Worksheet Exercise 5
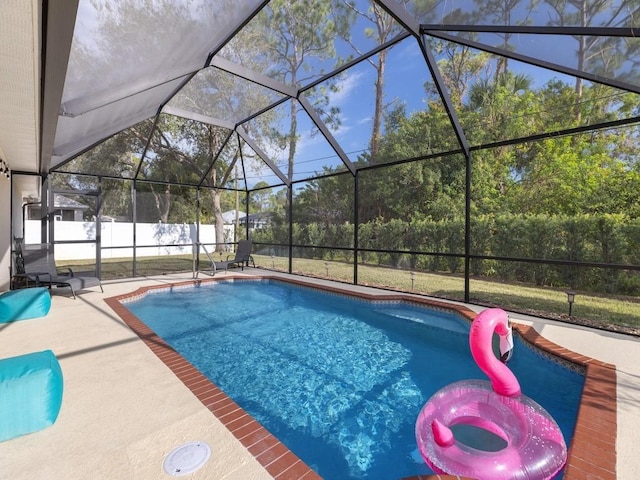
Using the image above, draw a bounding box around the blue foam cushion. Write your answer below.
[0,350,64,442]
[0,287,51,323]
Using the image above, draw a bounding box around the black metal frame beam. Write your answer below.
[162,106,235,131]
[298,96,356,175]
[423,30,640,95]
[204,0,272,67]
[300,31,412,94]
[210,56,297,98]
[198,129,235,188]
[60,72,196,118]
[134,113,161,180]
[256,243,640,271]
[236,128,290,187]
[374,0,420,36]
[421,24,640,37]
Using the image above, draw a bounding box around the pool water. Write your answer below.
[127,280,584,479]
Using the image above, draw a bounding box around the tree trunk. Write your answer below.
[212,189,225,252]
[288,98,298,181]
[574,1,587,123]
[149,183,171,223]
[371,49,387,162]
[574,66,584,122]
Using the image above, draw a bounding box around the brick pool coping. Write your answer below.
[105,275,617,480]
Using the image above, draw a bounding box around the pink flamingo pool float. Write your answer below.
[415,308,567,479]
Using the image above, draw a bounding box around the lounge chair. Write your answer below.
[21,244,103,299]
[198,240,255,276]
[221,239,255,271]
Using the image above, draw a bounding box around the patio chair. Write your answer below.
[21,244,103,299]
[221,239,255,271]
[198,240,255,276]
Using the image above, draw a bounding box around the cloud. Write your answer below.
[327,70,365,106]
[325,71,370,138]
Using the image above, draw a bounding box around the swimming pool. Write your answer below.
[125,279,585,479]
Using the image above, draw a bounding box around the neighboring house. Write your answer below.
[222,210,271,231]
[25,194,89,221]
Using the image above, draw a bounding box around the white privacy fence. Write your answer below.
[23,220,234,260]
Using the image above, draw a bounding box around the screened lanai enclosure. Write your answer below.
[11,0,640,332]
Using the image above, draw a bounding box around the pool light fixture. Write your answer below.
[566,290,576,317]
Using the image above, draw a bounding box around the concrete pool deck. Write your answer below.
[1,270,638,479]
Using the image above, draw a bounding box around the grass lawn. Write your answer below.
[261,255,640,332]
[59,253,640,333]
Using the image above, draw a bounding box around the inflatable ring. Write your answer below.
[415,308,567,480]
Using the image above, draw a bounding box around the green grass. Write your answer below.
[59,254,640,333]
[259,255,640,332]
[60,255,195,279]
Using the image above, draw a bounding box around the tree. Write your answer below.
[340,1,406,160]
[252,1,353,181]
[475,0,538,77]
[506,125,640,215]
[544,0,635,119]
[52,118,155,220]
[426,40,491,107]
[250,181,273,213]
[341,0,442,161]
[464,71,537,153]
[293,170,354,226]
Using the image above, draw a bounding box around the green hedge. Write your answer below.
[252,213,640,296]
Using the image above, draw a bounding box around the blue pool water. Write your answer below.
[127,280,584,479]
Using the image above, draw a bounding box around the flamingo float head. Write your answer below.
[470,308,520,397]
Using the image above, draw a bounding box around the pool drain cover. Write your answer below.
[163,441,211,476]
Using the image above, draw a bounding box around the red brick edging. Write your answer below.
[105,275,616,480]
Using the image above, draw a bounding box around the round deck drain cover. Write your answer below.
[163,441,211,476]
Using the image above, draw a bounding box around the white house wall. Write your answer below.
[0,178,10,290]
